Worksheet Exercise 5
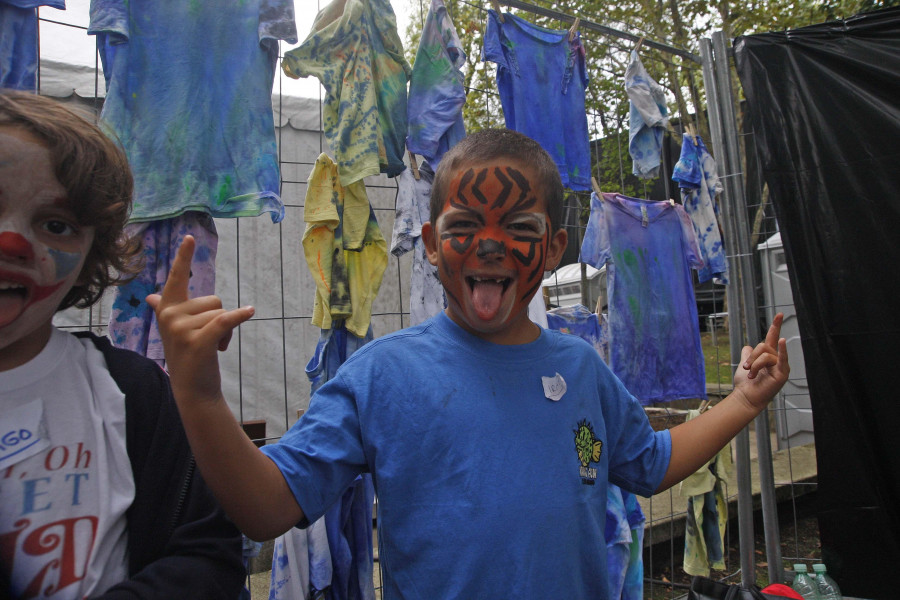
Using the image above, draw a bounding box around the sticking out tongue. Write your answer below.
[472,279,505,321]
[0,289,27,329]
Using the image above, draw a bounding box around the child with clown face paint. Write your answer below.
[151,129,790,599]
[0,91,243,599]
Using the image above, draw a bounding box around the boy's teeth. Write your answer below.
[0,282,26,291]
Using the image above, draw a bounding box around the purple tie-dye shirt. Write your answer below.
[580,192,707,404]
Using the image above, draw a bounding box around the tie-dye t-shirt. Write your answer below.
[283,0,411,186]
[406,0,466,170]
[390,165,445,326]
[303,154,388,337]
[0,0,65,91]
[672,133,728,284]
[89,0,296,223]
[482,10,591,192]
[580,192,706,404]
[625,50,668,180]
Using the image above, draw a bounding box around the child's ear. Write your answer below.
[544,228,568,272]
[422,221,439,267]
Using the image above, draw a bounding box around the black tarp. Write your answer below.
[734,8,900,598]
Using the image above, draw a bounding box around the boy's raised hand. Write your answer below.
[732,313,790,411]
[146,235,255,404]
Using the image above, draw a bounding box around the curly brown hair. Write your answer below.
[0,91,142,310]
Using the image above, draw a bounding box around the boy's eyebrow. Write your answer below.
[446,201,485,224]
[49,196,75,209]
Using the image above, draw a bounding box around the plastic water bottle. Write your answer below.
[791,563,820,599]
[812,563,842,600]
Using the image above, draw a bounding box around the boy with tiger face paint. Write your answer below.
[422,145,567,344]
[150,128,789,600]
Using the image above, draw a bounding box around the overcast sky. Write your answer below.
[38,0,414,99]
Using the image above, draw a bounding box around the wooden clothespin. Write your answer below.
[408,149,421,181]
[698,399,711,414]
[686,123,698,146]
[634,36,645,53]
[568,17,580,42]
[591,176,602,197]
[490,0,505,22]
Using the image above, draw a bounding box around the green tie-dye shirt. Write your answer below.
[283,0,411,186]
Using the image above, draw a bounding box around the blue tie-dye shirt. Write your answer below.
[625,50,668,180]
[672,133,728,284]
[580,192,706,404]
[0,0,65,91]
[483,10,591,191]
[89,0,296,223]
[406,0,466,170]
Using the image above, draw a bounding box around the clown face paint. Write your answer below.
[423,159,566,345]
[0,127,95,369]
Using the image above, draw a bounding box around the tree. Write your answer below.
[401,0,896,198]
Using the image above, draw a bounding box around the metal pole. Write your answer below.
[700,37,756,587]
[710,31,783,585]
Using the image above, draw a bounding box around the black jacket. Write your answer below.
[74,332,245,599]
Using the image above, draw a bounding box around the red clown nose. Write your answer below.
[0,231,34,260]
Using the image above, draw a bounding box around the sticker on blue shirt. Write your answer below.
[0,399,50,468]
[574,419,603,485]
[541,372,567,401]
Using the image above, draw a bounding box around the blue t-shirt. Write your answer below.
[405,0,466,170]
[672,133,728,284]
[0,0,65,91]
[625,50,668,179]
[263,311,671,599]
[482,10,591,191]
[580,192,707,404]
[89,0,297,222]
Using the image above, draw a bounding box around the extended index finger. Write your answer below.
[159,235,196,305]
[765,312,785,348]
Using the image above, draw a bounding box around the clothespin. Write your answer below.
[668,198,676,206]
[490,0,504,22]
[591,176,602,197]
[634,36,644,53]
[698,399,711,414]
[408,149,421,181]
[686,123,698,146]
[568,17,580,42]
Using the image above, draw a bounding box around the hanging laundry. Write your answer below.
[283,0,411,186]
[108,212,217,367]
[482,10,592,192]
[303,153,388,338]
[270,324,376,600]
[625,50,669,179]
[672,132,728,284]
[88,0,295,223]
[546,304,609,362]
[580,192,706,404]
[268,512,332,599]
[679,409,733,576]
[0,0,64,91]
[391,163,445,326]
[406,0,466,170]
[306,325,375,395]
[606,484,646,600]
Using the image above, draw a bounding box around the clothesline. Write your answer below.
[497,0,702,63]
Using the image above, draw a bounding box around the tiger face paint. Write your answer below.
[0,127,94,369]
[423,159,566,345]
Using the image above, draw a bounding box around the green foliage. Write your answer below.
[400,0,893,225]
